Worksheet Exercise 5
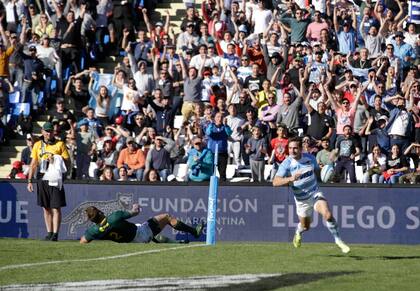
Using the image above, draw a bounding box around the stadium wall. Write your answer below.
[0,181,419,244]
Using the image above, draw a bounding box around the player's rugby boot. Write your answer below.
[293,232,302,248]
[335,238,350,254]
[194,221,205,238]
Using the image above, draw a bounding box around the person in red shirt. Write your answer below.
[268,124,289,180]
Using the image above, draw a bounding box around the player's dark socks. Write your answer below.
[173,221,199,237]
[50,233,59,241]
[44,232,53,241]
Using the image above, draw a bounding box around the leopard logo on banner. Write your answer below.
[62,193,133,235]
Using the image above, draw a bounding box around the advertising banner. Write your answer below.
[0,182,418,244]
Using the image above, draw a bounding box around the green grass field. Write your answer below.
[0,238,419,290]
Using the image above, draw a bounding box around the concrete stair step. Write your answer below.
[9,139,28,146]
[0,145,26,152]
[0,156,20,165]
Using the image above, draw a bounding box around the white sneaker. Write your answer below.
[335,238,350,254]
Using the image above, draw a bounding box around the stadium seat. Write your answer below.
[12,103,30,116]
[226,164,236,179]
[8,91,21,105]
[264,164,273,181]
[103,34,110,44]
[172,163,188,181]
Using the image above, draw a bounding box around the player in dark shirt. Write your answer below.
[80,204,203,244]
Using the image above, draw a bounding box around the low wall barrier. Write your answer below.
[0,181,418,244]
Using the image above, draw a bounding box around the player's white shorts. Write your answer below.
[295,192,325,218]
[132,223,154,243]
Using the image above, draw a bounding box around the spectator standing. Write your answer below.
[245,125,267,182]
[75,119,96,179]
[206,112,232,181]
[226,104,245,167]
[332,125,361,183]
[187,136,214,182]
[180,56,204,121]
[144,136,175,181]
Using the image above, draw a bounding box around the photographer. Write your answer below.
[187,137,214,182]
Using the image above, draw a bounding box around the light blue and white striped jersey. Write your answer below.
[276,153,320,201]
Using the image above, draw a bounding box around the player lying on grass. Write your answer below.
[273,137,350,254]
[80,204,204,244]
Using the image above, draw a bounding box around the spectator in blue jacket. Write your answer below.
[205,112,232,181]
[187,137,214,182]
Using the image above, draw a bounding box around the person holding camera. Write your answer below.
[187,137,214,182]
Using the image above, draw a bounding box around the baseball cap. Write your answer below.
[26,133,33,140]
[238,25,248,33]
[56,97,65,104]
[115,116,124,125]
[126,136,135,144]
[77,119,89,127]
[103,136,112,142]
[393,31,405,39]
[378,115,388,121]
[42,122,54,132]
[155,21,163,27]
[270,52,281,59]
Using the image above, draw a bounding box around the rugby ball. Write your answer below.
[320,165,334,183]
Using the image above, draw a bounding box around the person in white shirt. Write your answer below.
[127,47,154,97]
[226,104,245,167]
[252,0,272,35]
[190,44,215,69]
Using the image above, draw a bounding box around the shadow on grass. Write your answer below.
[211,271,361,291]
[326,255,420,261]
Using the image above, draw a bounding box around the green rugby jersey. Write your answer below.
[84,211,137,243]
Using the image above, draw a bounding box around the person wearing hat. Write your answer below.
[115,136,146,181]
[262,33,287,82]
[21,42,45,111]
[21,134,36,176]
[27,122,70,241]
[307,50,328,84]
[176,21,199,52]
[392,31,417,76]
[334,6,357,54]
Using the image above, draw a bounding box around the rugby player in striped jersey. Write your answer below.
[273,137,350,253]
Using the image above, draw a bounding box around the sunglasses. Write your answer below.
[194,142,201,145]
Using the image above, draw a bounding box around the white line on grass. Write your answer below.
[0,243,207,272]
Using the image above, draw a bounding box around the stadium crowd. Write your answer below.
[0,0,419,184]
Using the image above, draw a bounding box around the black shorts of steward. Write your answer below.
[147,218,162,236]
[37,180,66,208]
